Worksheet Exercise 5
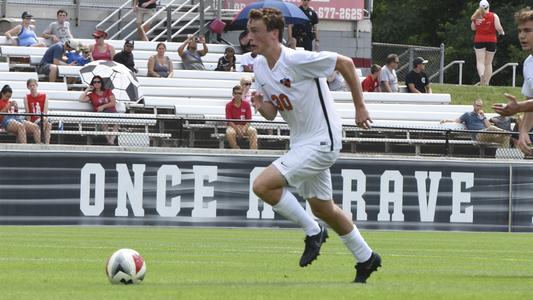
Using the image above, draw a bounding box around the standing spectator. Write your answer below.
[90,30,115,61]
[113,40,137,73]
[147,42,173,78]
[379,54,399,93]
[405,57,432,93]
[361,64,381,92]
[215,47,236,72]
[0,85,40,144]
[441,99,510,148]
[41,9,73,44]
[133,0,156,41]
[23,79,51,144]
[492,7,533,155]
[5,12,45,47]
[36,39,79,82]
[79,75,119,145]
[288,0,319,51]
[225,85,257,149]
[471,0,505,86]
[178,34,208,70]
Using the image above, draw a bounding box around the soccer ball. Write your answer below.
[105,248,146,284]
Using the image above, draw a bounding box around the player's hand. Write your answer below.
[492,93,519,116]
[516,132,533,156]
[355,105,372,129]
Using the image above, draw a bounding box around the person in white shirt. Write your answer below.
[379,53,399,92]
[41,9,73,44]
[240,51,259,72]
[248,8,380,283]
[492,8,533,155]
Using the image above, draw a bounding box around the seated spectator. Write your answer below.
[327,71,348,91]
[66,44,91,66]
[406,57,432,93]
[215,47,236,72]
[113,40,136,73]
[240,50,259,72]
[362,64,381,92]
[240,77,253,102]
[441,98,510,148]
[36,39,79,82]
[90,30,115,61]
[380,53,399,92]
[23,79,51,144]
[225,85,257,149]
[178,34,207,70]
[147,42,173,78]
[0,85,40,143]
[239,30,251,53]
[41,9,73,44]
[78,75,119,145]
[5,12,45,47]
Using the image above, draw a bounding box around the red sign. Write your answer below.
[226,0,365,21]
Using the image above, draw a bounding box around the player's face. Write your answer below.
[518,20,533,52]
[247,18,277,55]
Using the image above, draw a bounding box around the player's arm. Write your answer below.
[335,54,372,128]
[517,112,533,155]
[252,92,277,121]
[492,94,533,116]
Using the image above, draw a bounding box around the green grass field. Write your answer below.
[1,226,533,300]
[432,84,522,110]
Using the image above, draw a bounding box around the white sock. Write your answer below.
[272,188,321,236]
[339,226,372,263]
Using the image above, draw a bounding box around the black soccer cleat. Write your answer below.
[299,225,329,267]
[354,252,382,283]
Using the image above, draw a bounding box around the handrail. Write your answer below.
[429,60,465,85]
[485,62,519,87]
[151,2,200,41]
[96,0,133,31]
[144,0,193,40]
[171,5,211,40]
[131,0,188,41]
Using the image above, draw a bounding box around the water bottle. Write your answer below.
[58,120,64,132]
[35,102,41,115]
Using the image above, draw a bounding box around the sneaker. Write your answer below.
[354,252,381,283]
[299,225,328,267]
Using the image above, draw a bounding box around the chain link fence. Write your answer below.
[372,42,444,84]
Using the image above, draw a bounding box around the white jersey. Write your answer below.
[522,55,533,98]
[253,46,341,151]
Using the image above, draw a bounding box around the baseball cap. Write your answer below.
[65,39,79,50]
[124,40,134,47]
[479,0,489,9]
[92,30,108,38]
[21,11,33,19]
[413,57,428,66]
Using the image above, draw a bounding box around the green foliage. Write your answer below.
[371,1,528,85]
[1,226,533,300]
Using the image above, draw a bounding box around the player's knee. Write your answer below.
[252,179,268,198]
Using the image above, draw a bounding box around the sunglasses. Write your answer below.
[92,81,102,84]
[243,83,251,86]
[234,92,242,95]
[93,36,103,39]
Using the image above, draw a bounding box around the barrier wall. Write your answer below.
[1,148,532,232]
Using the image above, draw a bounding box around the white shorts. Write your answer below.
[272,145,340,200]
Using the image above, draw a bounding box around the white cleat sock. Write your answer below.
[272,188,321,236]
[339,226,372,263]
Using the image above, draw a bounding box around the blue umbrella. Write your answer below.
[228,0,309,31]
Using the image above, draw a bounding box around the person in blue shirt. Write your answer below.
[36,39,79,82]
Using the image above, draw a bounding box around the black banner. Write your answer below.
[0,149,532,232]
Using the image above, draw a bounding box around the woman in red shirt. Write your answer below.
[361,64,382,92]
[24,79,51,144]
[79,75,119,145]
[0,85,41,143]
[471,0,505,86]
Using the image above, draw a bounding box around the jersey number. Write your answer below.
[271,94,293,111]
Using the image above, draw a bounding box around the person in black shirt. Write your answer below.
[215,47,236,72]
[113,40,137,73]
[405,57,432,93]
[288,0,319,51]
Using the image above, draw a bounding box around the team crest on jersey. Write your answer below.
[279,78,291,88]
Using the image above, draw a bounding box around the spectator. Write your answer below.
[240,48,259,72]
[0,85,40,143]
[113,40,136,73]
[471,0,505,86]
[288,0,319,51]
[441,99,510,148]
[225,85,257,149]
[23,79,51,144]
[41,9,73,44]
[90,30,115,61]
[36,39,79,82]
[327,71,348,91]
[133,0,156,41]
[215,47,236,72]
[287,37,297,50]
[5,12,45,47]
[240,77,253,102]
[78,75,119,145]
[66,44,91,66]
[361,64,381,92]
[178,34,208,70]
[491,7,533,155]
[405,57,432,93]
[147,42,173,78]
[379,53,399,93]
[239,30,251,53]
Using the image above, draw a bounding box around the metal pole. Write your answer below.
[439,43,445,84]
[166,7,172,42]
[508,164,512,232]
[2,0,7,18]
[459,63,463,85]
[199,0,205,37]
[75,0,81,26]
[512,64,517,87]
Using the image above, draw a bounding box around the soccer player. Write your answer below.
[492,7,533,155]
[247,8,381,283]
